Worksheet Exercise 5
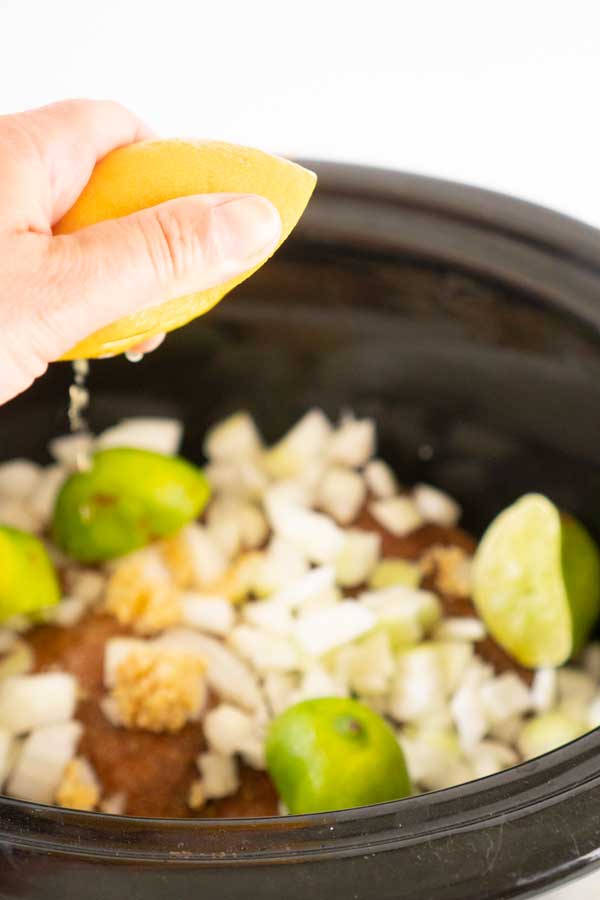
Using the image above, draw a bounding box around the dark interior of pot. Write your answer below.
[3,166,600,899]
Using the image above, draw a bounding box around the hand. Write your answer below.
[0,100,281,405]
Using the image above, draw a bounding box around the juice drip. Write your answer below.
[68,359,90,433]
[67,354,144,470]
[67,360,93,471]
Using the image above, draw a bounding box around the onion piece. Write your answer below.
[0,673,77,734]
[294,602,375,656]
[180,594,235,636]
[480,673,531,724]
[203,412,263,461]
[335,530,381,588]
[196,752,239,799]
[327,416,375,468]
[270,566,335,610]
[228,625,299,673]
[530,668,558,713]
[156,629,264,712]
[0,460,41,500]
[252,538,309,597]
[433,617,486,642]
[269,504,344,565]
[413,483,461,528]
[317,467,366,525]
[369,496,424,537]
[364,459,398,499]
[203,704,259,756]
[96,417,183,455]
[7,721,82,804]
[264,409,332,479]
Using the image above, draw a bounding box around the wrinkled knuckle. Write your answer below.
[145,206,201,283]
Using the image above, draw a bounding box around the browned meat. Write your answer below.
[28,615,208,818]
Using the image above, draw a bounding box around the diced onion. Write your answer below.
[0,460,41,501]
[530,668,557,713]
[335,529,381,588]
[7,721,82,804]
[294,602,375,656]
[228,625,299,673]
[364,459,398,499]
[413,484,461,528]
[196,752,239,799]
[264,409,332,479]
[369,496,424,537]
[327,416,375,468]
[317,466,366,525]
[0,673,77,734]
[269,504,344,564]
[434,617,486,642]
[97,417,183,455]
[180,594,235,636]
[203,412,263,461]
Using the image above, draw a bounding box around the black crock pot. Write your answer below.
[2,163,600,900]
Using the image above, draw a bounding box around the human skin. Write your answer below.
[0,99,281,405]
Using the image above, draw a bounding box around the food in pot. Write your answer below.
[0,410,599,818]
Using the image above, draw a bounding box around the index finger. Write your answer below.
[8,99,152,225]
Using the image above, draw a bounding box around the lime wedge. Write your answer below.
[473,494,600,668]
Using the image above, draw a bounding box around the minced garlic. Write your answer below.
[104,551,182,634]
[208,552,264,604]
[420,545,473,598]
[111,646,206,733]
[56,756,100,811]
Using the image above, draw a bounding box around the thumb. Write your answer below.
[46,192,281,355]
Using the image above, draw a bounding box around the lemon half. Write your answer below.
[55,140,317,359]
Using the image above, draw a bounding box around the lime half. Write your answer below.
[0,525,60,622]
[473,494,600,668]
[266,697,411,814]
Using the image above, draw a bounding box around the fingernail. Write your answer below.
[213,195,281,264]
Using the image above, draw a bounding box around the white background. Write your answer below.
[1,0,600,226]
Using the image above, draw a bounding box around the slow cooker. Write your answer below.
[2,162,600,899]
